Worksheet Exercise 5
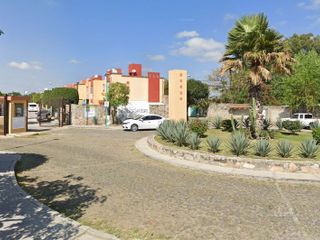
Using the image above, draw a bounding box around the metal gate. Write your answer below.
[38,98,72,128]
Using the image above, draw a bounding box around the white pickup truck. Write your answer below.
[281,113,320,128]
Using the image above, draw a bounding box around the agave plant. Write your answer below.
[228,131,250,156]
[207,136,221,153]
[262,118,272,131]
[255,139,272,157]
[157,120,175,142]
[187,133,201,150]
[276,140,293,158]
[212,116,222,129]
[299,139,319,158]
[173,121,190,147]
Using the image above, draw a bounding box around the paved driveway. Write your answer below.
[1,128,320,240]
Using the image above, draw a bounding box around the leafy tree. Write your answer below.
[187,79,209,108]
[284,33,320,55]
[163,79,168,95]
[0,30,3,36]
[29,92,42,103]
[42,88,79,106]
[7,91,22,96]
[221,13,294,138]
[219,70,250,103]
[187,79,209,116]
[108,82,129,123]
[283,50,320,111]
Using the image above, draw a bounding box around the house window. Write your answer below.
[15,103,24,117]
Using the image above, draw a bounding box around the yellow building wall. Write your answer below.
[110,75,148,102]
[92,80,105,105]
[109,74,165,103]
[77,84,87,103]
[168,70,187,121]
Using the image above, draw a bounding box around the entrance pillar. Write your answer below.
[168,70,187,121]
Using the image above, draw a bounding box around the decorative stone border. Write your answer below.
[148,135,320,174]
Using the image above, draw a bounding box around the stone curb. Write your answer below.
[0,151,119,240]
[135,137,320,182]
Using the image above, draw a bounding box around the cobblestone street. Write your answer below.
[2,128,320,240]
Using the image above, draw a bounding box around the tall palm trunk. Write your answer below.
[249,85,264,138]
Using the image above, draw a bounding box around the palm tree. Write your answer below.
[221,13,294,138]
[0,30,3,35]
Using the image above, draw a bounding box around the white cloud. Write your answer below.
[8,61,42,70]
[172,36,224,62]
[298,0,320,10]
[69,59,81,64]
[224,13,237,21]
[147,54,166,61]
[176,30,199,39]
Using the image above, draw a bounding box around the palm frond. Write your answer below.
[220,59,243,76]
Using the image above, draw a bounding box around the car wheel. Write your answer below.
[131,124,138,132]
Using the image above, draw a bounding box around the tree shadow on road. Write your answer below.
[0,153,107,239]
[17,173,107,219]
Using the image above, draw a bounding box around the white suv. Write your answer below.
[122,114,165,131]
[281,113,320,128]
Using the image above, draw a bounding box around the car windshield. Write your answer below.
[134,115,143,120]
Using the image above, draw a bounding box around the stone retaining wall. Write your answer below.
[148,135,320,174]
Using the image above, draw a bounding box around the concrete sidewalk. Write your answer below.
[0,152,119,240]
[136,137,320,182]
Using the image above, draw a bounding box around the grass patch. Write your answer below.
[156,129,320,160]
[80,219,170,240]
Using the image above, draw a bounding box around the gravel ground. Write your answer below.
[2,128,320,240]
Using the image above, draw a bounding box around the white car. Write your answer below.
[281,113,320,128]
[28,102,39,112]
[122,114,165,131]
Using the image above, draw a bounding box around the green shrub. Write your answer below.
[312,127,320,144]
[211,116,222,129]
[255,139,272,157]
[206,136,221,153]
[228,131,250,156]
[276,119,283,130]
[189,119,208,137]
[299,139,319,158]
[310,121,320,129]
[276,140,293,158]
[187,133,201,150]
[222,119,238,132]
[282,120,302,134]
[173,121,190,147]
[259,130,270,139]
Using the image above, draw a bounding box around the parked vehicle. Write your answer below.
[281,113,320,128]
[37,109,52,122]
[122,114,165,131]
[28,102,39,112]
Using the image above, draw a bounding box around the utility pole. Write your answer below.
[105,74,109,128]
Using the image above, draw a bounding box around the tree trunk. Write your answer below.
[249,85,264,138]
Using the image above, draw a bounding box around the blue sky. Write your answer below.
[1,0,320,93]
